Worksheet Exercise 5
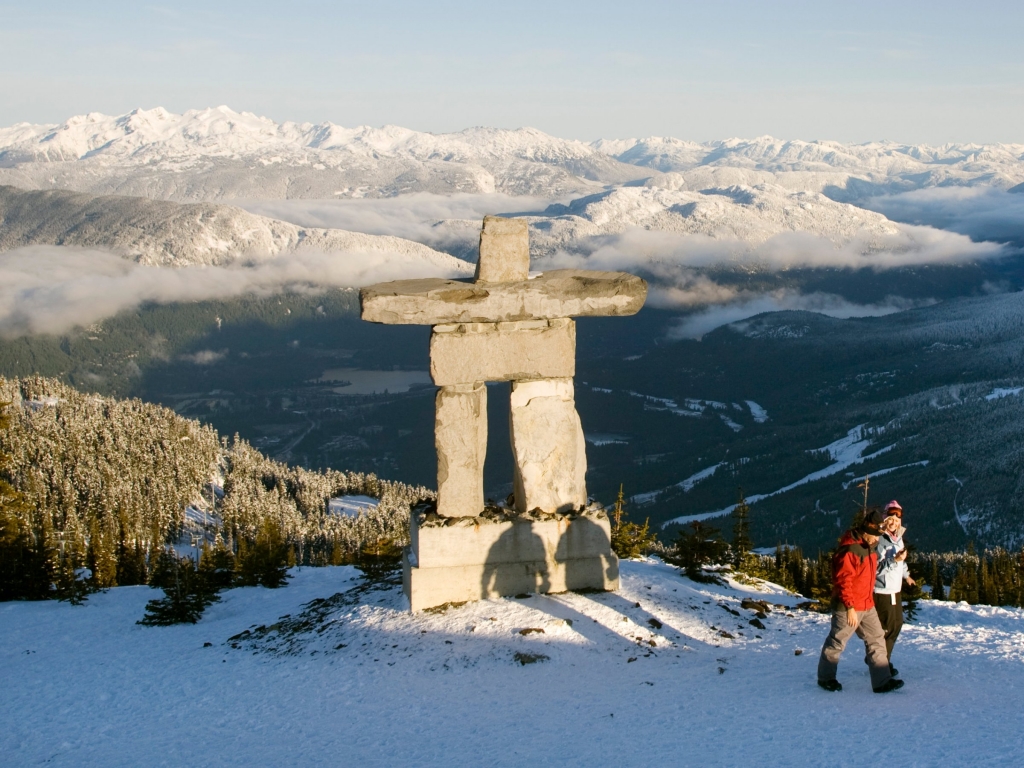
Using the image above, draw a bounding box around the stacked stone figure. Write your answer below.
[361,216,647,610]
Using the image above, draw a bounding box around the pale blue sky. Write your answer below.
[1,0,1021,143]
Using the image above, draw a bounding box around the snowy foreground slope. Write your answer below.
[3,561,1022,767]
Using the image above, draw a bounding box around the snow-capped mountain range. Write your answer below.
[1,106,1022,202]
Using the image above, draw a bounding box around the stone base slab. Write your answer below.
[404,508,619,611]
[403,554,619,612]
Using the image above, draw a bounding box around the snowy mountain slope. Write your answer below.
[525,182,905,258]
[3,560,1022,766]
[0,107,648,200]
[0,185,472,270]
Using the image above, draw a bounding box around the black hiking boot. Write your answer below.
[874,678,905,694]
[818,679,842,692]
[889,664,899,677]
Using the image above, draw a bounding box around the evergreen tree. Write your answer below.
[116,539,149,586]
[930,560,946,601]
[198,540,235,591]
[234,517,291,588]
[138,554,220,626]
[949,544,981,604]
[731,489,752,569]
[902,546,924,621]
[979,555,997,607]
[669,521,729,581]
[609,485,656,560]
[0,401,51,600]
[354,535,403,582]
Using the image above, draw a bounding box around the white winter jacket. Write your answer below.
[875,529,909,594]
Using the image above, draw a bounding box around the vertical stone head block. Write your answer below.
[475,216,530,283]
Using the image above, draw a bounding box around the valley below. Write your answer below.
[2,106,1024,554]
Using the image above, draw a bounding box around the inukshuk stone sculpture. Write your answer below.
[360,216,647,610]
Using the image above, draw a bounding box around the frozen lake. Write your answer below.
[316,368,432,395]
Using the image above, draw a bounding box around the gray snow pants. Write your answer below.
[817,603,892,689]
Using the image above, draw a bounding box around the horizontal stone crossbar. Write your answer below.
[360,269,647,325]
[429,318,575,386]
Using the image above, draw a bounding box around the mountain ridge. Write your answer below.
[2,106,1022,202]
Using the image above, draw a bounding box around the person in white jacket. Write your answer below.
[874,500,916,677]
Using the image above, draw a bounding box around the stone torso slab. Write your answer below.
[429,318,575,387]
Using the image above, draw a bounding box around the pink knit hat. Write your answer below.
[885,500,903,517]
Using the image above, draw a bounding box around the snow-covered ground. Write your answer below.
[3,560,1021,766]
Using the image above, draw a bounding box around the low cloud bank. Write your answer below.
[667,292,930,340]
[0,245,465,338]
[6,191,1011,340]
[543,224,1003,277]
[539,225,998,334]
[863,187,1024,245]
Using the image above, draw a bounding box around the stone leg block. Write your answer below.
[509,378,587,514]
[435,382,487,517]
[404,513,619,611]
[474,216,530,283]
[430,318,575,386]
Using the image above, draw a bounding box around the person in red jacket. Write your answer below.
[817,510,905,694]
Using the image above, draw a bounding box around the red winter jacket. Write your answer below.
[831,531,878,611]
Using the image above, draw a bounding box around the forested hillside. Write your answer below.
[0,376,429,600]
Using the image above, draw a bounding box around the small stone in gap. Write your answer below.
[519,627,545,636]
[794,649,804,656]
[648,618,663,629]
[203,642,212,647]
[627,657,637,663]
[634,602,642,608]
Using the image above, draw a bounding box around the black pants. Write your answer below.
[873,591,904,661]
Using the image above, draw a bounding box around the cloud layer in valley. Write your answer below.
[544,225,1003,277]
[3,190,1014,339]
[863,188,1024,246]
[0,245,467,338]
[246,192,1012,339]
